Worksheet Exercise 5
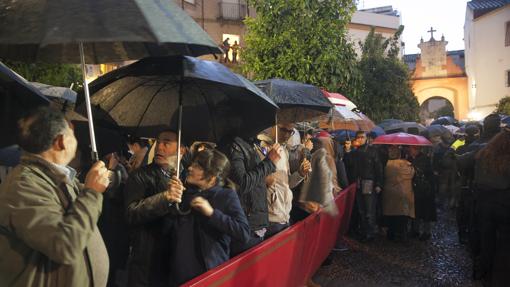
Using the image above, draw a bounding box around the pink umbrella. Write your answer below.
[372,132,432,146]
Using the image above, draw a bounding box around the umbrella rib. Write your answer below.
[135,78,174,129]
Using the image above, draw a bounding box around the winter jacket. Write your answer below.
[409,152,437,221]
[0,153,108,287]
[383,159,415,218]
[352,144,384,188]
[222,137,276,231]
[457,150,510,191]
[166,185,250,286]
[124,163,176,287]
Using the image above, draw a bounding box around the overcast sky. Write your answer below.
[357,0,470,54]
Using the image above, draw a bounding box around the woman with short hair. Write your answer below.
[165,149,250,286]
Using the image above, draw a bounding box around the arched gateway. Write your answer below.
[404,30,469,122]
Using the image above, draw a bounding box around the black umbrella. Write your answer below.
[431,116,458,126]
[384,122,425,135]
[422,124,454,144]
[76,55,278,155]
[377,119,404,130]
[0,0,221,160]
[255,79,333,124]
[31,82,77,103]
[72,120,127,160]
[0,0,221,63]
[0,61,51,148]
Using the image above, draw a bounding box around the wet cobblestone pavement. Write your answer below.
[314,204,482,287]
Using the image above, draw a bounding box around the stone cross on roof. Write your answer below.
[428,27,437,40]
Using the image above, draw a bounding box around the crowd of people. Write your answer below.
[0,106,509,287]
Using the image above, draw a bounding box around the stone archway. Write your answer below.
[419,96,455,123]
[412,81,469,121]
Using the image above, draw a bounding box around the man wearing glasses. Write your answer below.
[352,131,384,242]
[124,130,187,287]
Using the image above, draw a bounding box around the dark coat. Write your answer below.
[166,185,250,286]
[221,137,276,231]
[124,163,176,287]
[352,144,384,188]
[409,152,437,221]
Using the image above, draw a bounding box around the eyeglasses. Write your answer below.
[279,127,295,135]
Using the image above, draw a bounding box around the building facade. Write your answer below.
[464,0,510,119]
[404,33,469,122]
[175,0,255,63]
[348,6,403,56]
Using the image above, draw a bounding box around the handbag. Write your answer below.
[361,179,374,195]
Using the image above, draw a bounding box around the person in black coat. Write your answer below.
[219,136,280,255]
[457,128,510,286]
[124,130,187,287]
[351,131,384,241]
[164,149,250,286]
[406,146,436,240]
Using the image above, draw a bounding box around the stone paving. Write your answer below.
[314,204,482,287]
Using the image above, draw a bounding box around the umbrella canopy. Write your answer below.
[255,79,332,123]
[378,119,403,130]
[330,130,356,143]
[0,0,222,160]
[76,56,278,143]
[431,116,458,126]
[384,121,426,135]
[370,126,386,137]
[72,120,127,159]
[372,132,432,146]
[0,61,51,148]
[322,90,357,111]
[0,0,221,63]
[31,82,77,103]
[422,124,454,144]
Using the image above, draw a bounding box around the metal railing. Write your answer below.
[219,2,247,21]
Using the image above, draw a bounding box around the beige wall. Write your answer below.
[412,77,469,120]
[348,10,401,56]
[464,5,510,119]
[176,0,255,60]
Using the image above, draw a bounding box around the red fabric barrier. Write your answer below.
[182,184,357,287]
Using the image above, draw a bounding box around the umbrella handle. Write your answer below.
[275,113,278,144]
[79,42,99,162]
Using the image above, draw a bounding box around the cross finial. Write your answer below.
[427,27,437,39]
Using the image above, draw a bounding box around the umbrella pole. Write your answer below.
[175,76,190,215]
[79,42,99,162]
[176,104,182,177]
[275,113,278,144]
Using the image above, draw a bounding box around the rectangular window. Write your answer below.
[506,21,510,46]
[507,70,510,87]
